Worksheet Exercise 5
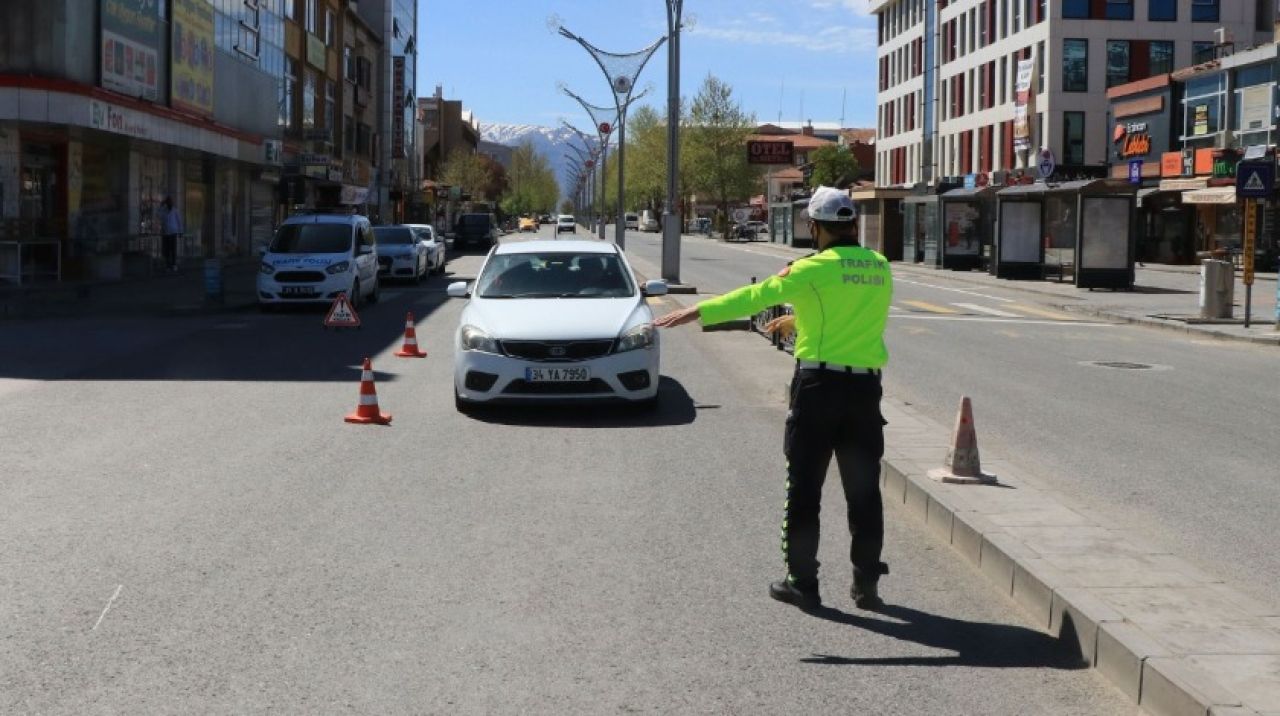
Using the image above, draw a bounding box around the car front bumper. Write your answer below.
[257,273,355,304]
[454,344,659,404]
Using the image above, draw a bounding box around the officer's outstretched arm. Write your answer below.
[696,262,812,327]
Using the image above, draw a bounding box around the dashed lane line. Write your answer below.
[951,302,1022,318]
[899,299,959,314]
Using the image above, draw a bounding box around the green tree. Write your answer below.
[807,144,861,189]
[685,74,759,238]
[441,149,500,200]
[501,140,560,216]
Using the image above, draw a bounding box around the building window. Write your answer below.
[344,46,355,82]
[303,71,316,129]
[325,9,334,46]
[1191,0,1218,22]
[1063,112,1084,165]
[1106,40,1131,88]
[1149,41,1174,75]
[305,0,317,34]
[1106,0,1134,19]
[1183,73,1226,140]
[1149,0,1175,20]
[284,0,295,20]
[1192,41,1215,64]
[325,80,335,139]
[344,115,355,152]
[1063,39,1088,92]
[1063,0,1088,18]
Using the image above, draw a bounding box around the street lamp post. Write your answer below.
[557,26,665,250]
[561,93,620,241]
[663,0,684,284]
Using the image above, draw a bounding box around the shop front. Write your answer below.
[850,187,906,261]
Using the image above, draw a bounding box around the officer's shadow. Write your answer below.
[800,604,1088,669]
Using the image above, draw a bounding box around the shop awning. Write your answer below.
[1181,186,1237,205]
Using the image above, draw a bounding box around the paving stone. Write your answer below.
[925,495,954,544]
[1208,706,1262,716]
[1093,586,1260,632]
[1142,656,1242,716]
[985,504,1092,528]
[1188,655,1280,713]
[1050,586,1124,666]
[1039,553,1226,589]
[979,532,1037,596]
[1008,525,1169,558]
[1097,622,1174,702]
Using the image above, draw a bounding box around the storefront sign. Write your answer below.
[1240,85,1270,131]
[264,140,283,166]
[1194,148,1215,175]
[1183,150,1196,176]
[1212,152,1238,178]
[341,185,371,205]
[392,56,406,158]
[1161,151,1183,177]
[1243,200,1257,285]
[307,34,327,69]
[747,140,794,165]
[100,0,162,102]
[89,99,151,139]
[1115,122,1152,159]
[171,0,215,116]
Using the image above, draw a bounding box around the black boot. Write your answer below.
[851,562,889,610]
[769,579,821,610]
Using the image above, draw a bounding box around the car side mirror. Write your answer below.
[446,281,470,298]
[642,279,668,297]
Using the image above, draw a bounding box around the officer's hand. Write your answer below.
[653,306,701,328]
[764,314,796,339]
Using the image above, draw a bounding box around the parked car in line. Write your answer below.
[539,214,554,225]
[454,212,499,249]
[624,212,640,231]
[640,210,659,232]
[446,240,667,411]
[407,223,447,275]
[556,215,577,234]
[373,225,429,282]
[257,212,380,310]
[518,217,539,233]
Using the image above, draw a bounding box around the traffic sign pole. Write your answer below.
[1243,198,1256,328]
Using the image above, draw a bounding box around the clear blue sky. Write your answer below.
[419,0,879,130]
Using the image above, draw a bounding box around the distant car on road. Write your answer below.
[641,210,659,232]
[518,217,538,233]
[446,240,667,411]
[539,214,554,225]
[624,212,639,231]
[556,215,577,234]
[257,212,380,310]
[407,224,447,275]
[454,212,499,249]
[373,225,429,281]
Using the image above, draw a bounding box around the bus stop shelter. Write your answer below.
[939,186,998,271]
[995,179,1136,284]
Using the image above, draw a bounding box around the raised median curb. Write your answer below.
[877,399,1280,716]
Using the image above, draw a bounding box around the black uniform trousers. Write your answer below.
[782,366,886,593]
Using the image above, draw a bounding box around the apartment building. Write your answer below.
[872,0,1273,188]
[357,0,419,222]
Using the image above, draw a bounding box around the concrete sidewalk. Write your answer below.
[0,259,260,320]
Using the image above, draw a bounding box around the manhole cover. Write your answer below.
[1079,360,1172,371]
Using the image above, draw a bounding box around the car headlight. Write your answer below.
[616,323,655,353]
[326,261,351,275]
[259,262,275,275]
[460,325,502,354]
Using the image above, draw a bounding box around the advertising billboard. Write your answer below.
[171,0,215,117]
[100,0,162,102]
[1012,58,1036,151]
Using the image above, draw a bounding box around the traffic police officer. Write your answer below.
[654,186,893,611]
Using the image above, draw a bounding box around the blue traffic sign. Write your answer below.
[1128,160,1143,185]
[1236,161,1274,199]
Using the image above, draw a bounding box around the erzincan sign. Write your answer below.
[747,140,794,165]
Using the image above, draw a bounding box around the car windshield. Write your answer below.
[476,252,634,299]
[412,227,434,240]
[373,226,415,245]
[460,215,490,226]
[558,217,573,224]
[268,223,353,254]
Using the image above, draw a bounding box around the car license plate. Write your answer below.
[525,366,590,382]
[281,286,316,296]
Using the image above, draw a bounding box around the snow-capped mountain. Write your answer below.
[480,123,597,198]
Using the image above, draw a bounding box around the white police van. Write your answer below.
[257,212,381,310]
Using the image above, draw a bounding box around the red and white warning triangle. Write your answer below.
[324,293,361,328]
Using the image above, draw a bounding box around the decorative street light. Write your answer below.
[556,24,666,250]
[663,0,685,283]
[560,93,620,240]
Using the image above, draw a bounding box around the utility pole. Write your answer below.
[662,0,684,283]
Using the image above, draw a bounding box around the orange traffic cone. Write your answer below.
[928,396,997,484]
[394,311,427,358]
[344,358,392,425]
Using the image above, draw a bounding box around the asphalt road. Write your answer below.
[0,226,1129,713]
[623,229,1280,610]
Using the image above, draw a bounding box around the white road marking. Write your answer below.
[951,302,1022,318]
[895,277,1016,303]
[92,584,123,631]
[891,315,1114,327]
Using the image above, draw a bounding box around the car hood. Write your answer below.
[467,296,647,340]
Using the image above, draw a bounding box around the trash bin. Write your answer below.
[1199,259,1234,319]
[203,258,224,304]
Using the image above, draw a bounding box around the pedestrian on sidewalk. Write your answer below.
[161,197,183,272]
[654,186,894,612]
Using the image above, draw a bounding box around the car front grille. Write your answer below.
[503,379,613,395]
[275,271,326,283]
[500,339,615,362]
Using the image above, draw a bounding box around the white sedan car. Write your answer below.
[407,223,447,274]
[447,240,666,410]
[373,225,428,281]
